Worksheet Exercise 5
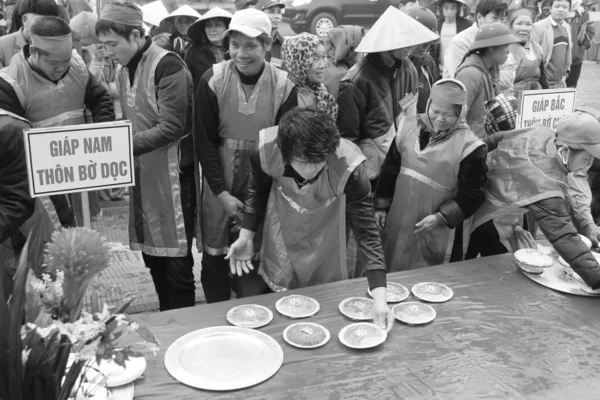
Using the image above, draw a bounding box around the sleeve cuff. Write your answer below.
[439,200,466,228]
[366,269,387,290]
[373,197,392,210]
[241,213,260,232]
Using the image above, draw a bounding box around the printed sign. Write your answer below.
[518,88,576,129]
[23,121,135,197]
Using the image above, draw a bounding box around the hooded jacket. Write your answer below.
[455,53,498,138]
[324,25,364,97]
[410,53,439,114]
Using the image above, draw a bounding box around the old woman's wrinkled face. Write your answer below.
[428,101,460,132]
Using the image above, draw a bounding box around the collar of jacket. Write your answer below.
[365,53,406,74]
[126,38,152,71]
[549,17,568,28]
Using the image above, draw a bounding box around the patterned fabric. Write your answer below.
[484,93,519,135]
[282,33,338,119]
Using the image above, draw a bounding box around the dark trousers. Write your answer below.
[201,254,271,303]
[142,171,196,312]
[465,219,509,259]
[566,63,583,88]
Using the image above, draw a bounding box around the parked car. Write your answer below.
[284,0,400,36]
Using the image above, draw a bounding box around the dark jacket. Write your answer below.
[337,53,419,146]
[184,33,229,90]
[410,53,439,114]
[570,9,594,65]
[432,16,472,71]
[266,29,284,68]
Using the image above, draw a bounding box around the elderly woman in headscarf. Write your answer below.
[468,111,600,294]
[323,25,364,97]
[507,8,548,95]
[184,7,232,89]
[282,32,338,119]
[374,79,488,270]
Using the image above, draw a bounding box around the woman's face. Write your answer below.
[442,2,458,20]
[205,18,227,45]
[176,16,196,36]
[489,44,510,66]
[511,14,533,43]
[428,101,460,132]
[307,43,328,84]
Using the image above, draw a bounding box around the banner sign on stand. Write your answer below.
[23,121,135,197]
[517,88,576,129]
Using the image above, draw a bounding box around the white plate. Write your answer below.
[275,295,320,318]
[109,383,134,400]
[367,282,409,303]
[520,260,600,297]
[411,282,454,303]
[338,322,387,349]
[226,304,273,328]
[392,302,436,325]
[338,297,373,321]
[164,326,284,391]
[93,356,146,388]
[282,322,330,349]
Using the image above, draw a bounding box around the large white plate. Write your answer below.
[275,295,320,318]
[520,260,600,297]
[93,356,146,387]
[164,326,284,391]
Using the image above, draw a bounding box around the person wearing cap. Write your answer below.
[468,113,600,293]
[162,5,201,58]
[194,8,297,303]
[405,6,441,114]
[281,33,337,117]
[432,0,472,72]
[531,0,573,88]
[374,79,488,270]
[150,27,172,50]
[507,8,549,95]
[185,7,232,89]
[0,16,113,226]
[442,0,516,91]
[259,0,285,68]
[323,25,364,98]
[455,23,519,138]
[226,108,394,331]
[0,0,59,67]
[235,0,259,10]
[96,1,197,312]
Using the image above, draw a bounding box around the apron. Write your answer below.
[118,43,189,257]
[472,126,568,252]
[383,115,483,271]
[258,127,366,291]
[201,60,293,257]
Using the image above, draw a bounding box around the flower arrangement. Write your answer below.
[0,227,159,400]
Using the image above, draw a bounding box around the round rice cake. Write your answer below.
[392,302,436,325]
[338,322,387,349]
[275,295,320,318]
[226,304,273,329]
[338,297,373,320]
[411,282,454,303]
[514,248,553,274]
[367,282,409,303]
[283,322,330,348]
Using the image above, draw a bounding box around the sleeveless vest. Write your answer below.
[118,43,189,257]
[384,115,483,270]
[201,60,294,256]
[0,49,87,128]
[258,126,366,291]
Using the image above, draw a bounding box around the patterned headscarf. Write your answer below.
[484,93,519,135]
[282,33,338,119]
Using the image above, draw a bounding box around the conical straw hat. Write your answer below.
[141,1,170,27]
[162,5,202,24]
[188,7,233,41]
[356,6,439,53]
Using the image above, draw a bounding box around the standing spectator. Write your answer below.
[194,9,297,303]
[259,0,285,68]
[508,8,549,93]
[96,1,197,311]
[185,7,232,89]
[235,0,259,10]
[282,33,337,117]
[531,0,572,88]
[442,0,515,91]
[323,25,364,98]
[406,6,440,113]
[433,0,472,72]
[566,0,594,87]
[150,27,172,50]
[162,5,201,58]
[0,0,59,67]
[455,23,519,138]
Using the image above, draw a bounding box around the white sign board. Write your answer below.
[518,88,576,129]
[23,121,135,197]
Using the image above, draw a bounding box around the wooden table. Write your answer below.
[130,255,600,399]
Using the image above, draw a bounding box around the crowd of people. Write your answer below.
[1,0,600,332]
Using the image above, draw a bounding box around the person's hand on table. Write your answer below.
[514,225,537,249]
[414,213,445,235]
[218,191,243,224]
[582,224,600,248]
[370,287,394,333]
[375,209,388,230]
[225,229,255,276]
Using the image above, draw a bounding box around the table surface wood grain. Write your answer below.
[129,254,600,400]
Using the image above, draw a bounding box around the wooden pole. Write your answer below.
[82,191,92,228]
